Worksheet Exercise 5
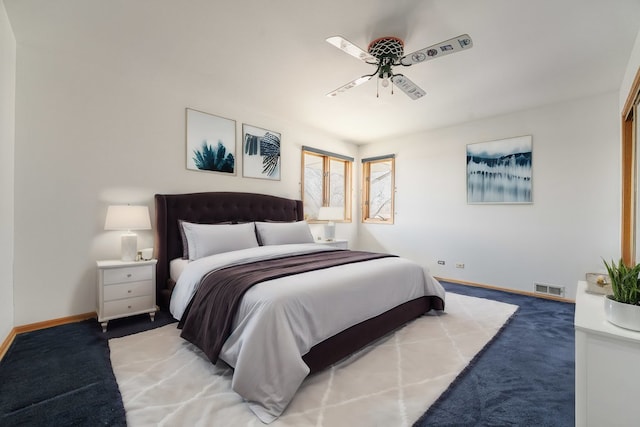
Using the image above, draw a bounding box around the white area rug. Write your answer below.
[110,293,517,426]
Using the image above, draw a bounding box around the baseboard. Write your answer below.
[0,312,96,362]
[0,328,17,361]
[436,277,575,303]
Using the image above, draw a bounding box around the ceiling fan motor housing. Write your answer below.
[367,37,405,61]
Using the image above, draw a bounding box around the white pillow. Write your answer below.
[255,221,314,246]
[180,221,259,260]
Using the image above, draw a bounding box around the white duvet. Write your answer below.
[169,244,445,423]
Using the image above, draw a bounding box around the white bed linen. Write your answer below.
[170,244,334,319]
[169,244,445,423]
[169,258,189,283]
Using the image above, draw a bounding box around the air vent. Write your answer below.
[534,282,565,298]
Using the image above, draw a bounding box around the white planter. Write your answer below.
[604,296,640,331]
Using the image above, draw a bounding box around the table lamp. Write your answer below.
[317,207,343,241]
[104,205,151,261]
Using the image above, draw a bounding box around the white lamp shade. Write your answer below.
[104,205,151,231]
[317,206,343,221]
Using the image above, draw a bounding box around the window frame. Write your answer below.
[362,154,395,224]
[622,66,640,265]
[301,146,353,223]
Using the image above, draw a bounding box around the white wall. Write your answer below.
[0,1,15,341]
[9,18,637,326]
[358,92,620,299]
[12,44,357,325]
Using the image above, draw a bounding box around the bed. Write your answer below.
[153,191,445,423]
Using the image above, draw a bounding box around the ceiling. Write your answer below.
[5,0,640,144]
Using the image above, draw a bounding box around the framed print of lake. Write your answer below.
[467,135,532,204]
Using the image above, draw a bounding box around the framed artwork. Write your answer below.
[467,135,532,204]
[242,124,281,180]
[186,108,236,174]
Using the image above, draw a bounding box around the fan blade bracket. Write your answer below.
[326,36,377,63]
[400,34,473,66]
[391,75,426,100]
[326,75,372,98]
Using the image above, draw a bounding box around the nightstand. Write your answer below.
[317,239,348,249]
[96,259,157,332]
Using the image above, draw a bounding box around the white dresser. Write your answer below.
[574,280,640,426]
[96,259,158,332]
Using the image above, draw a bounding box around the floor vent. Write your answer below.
[534,282,565,297]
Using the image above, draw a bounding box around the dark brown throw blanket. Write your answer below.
[178,250,396,364]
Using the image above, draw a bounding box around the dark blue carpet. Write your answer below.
[0,311,175,427]
[0,283,573,426]
[414,282,575,427]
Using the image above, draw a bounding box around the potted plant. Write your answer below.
[602,258,640,331]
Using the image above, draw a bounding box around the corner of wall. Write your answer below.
[0,0,16,345]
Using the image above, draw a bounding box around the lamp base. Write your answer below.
[121,233,138,261]
[324,222,335,241]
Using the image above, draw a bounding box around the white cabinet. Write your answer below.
[97,259,157,332]
[574,280,640,426]
[316,239,348,249]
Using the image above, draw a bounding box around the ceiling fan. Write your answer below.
[326,34,473,100]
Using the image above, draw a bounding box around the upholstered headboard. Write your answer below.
[154,192,304,308]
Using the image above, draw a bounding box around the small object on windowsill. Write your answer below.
[585,272,612,295]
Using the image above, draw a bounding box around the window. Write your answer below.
[301,146,352,221]
[362,155,395,224]
[622,66,640,264]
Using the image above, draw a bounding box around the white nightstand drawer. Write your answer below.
[103,295,154,318]
[97,259,157,331]
[103,265,152,285]
[104,280,153,301]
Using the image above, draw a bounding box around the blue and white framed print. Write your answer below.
[467,135,532,204]
[186,108,236,174]
[242,124,281,180]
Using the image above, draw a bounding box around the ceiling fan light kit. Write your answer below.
[326,33,473,100]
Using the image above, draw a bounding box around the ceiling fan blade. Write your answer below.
[391,75,426,100]
[326,75,372,98]
[400,34,473,66]
[326,36,377,63]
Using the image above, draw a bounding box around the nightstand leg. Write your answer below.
[101,321,108,333]
[149,312,155,322]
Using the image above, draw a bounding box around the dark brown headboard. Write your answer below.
[154,192,304,308]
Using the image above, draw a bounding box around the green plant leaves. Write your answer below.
[193,141,235,173]
[603,258,640,305]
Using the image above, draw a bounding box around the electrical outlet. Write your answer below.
[455,263,465,268]
[437,260,445,265]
